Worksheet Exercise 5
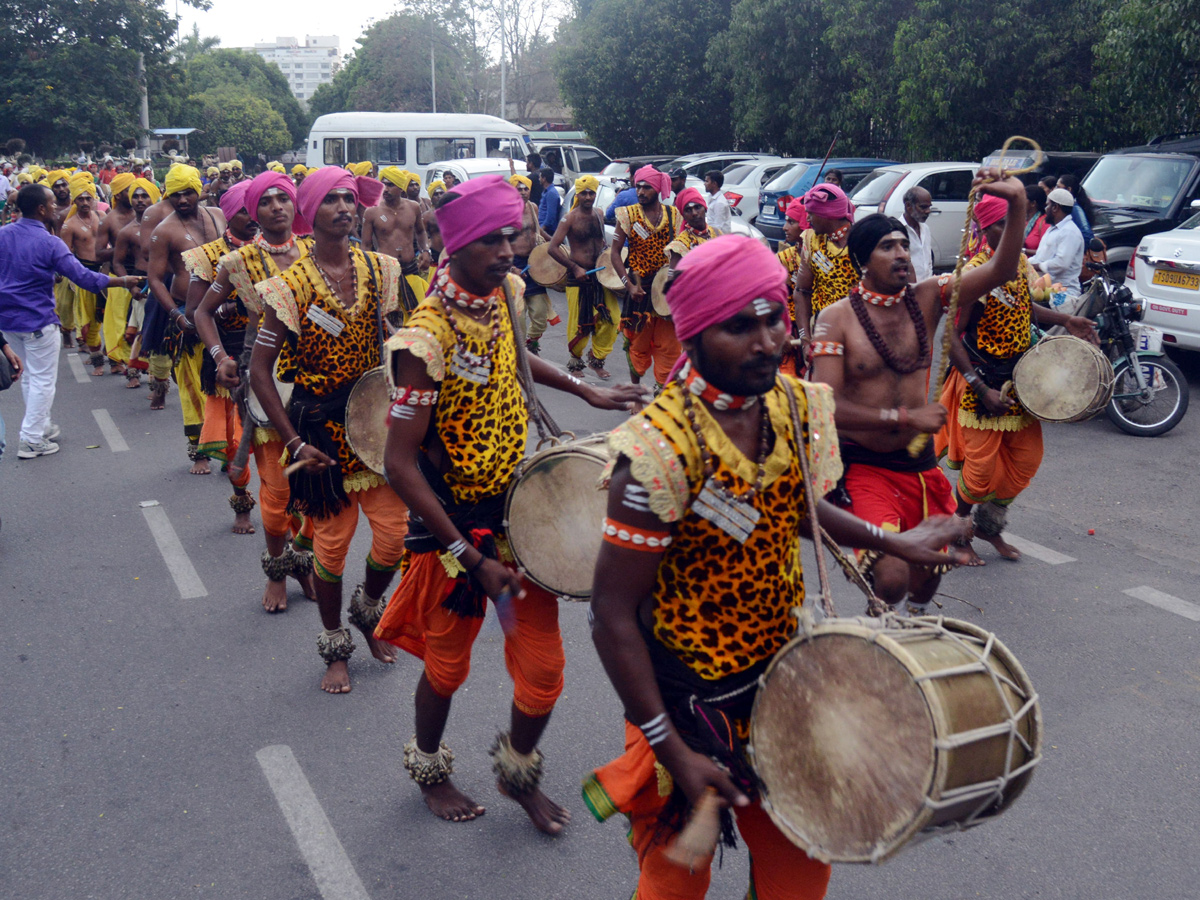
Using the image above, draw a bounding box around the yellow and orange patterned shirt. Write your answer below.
[616,203,681,277]
[219,236,315,323]
[183,236,248,332]
[802,229,858,313]
[664,224,718,261]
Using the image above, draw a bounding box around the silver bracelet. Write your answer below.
[638,713,671,747]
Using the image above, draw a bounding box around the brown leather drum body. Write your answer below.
[650,267,671,317]
[1012,334,1114,423]
[528,243,567,291]
[597,246,628,293]
[247,375,293,427]
[344,367,391,475]
[748,615,1041,864]
[504,436,610,600]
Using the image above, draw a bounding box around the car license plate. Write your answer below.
[1151,269,1200,290]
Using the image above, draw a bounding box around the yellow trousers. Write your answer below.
[55,278,76,331]
[148,352,172,380]
[103,288,133,364]
[73,286,101,351]
[566,284,621,361]
[174,343,205,449]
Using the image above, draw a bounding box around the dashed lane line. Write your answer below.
[256,745,372,900]
[1124,586,1200,622]
[140,501,207,599]
[66,352,89,384]
[1003,533,1077,566]
[91,409,128,452]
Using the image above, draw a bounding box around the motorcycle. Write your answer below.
[1075,240,1190,436]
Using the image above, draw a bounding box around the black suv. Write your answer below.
[1082,134,1200,276]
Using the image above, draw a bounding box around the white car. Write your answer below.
[423,157,520,191]
[716,158,799,224]
[849,162,978,269]
[1126,213,1200,351]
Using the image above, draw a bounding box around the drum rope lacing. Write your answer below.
[501,278,571,449]
[906,135,1043,458]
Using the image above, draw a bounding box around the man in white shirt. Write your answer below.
[703,169,732,233]
[902,186,934,281]
[1029,188,1084,298]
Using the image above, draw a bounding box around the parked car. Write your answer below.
[600,155,678,184]
[531,140,611,189]
[715,158,799,224]
[1125,212,1200,352]
[981,148,1099,187]
[423,157,527,191]
[1083,136,1200,277]
[668,152,780,181]
[757,157,901,247]
[849,162,977,269]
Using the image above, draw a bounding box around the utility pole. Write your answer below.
[499,3,506,120]
[430,16,437,113]
[137,52,151,156]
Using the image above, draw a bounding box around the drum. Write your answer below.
[504,435,610,600]
[247,376,293,427]
[650,267,671,317]
[596,246,628,293]
[344,366,391,475]
[528,243,567,291]
[748,615,1041,864]
[1011,334,1114,423]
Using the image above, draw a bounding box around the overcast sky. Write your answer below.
[175,0,395,55]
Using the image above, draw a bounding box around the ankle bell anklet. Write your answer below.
[286,544,314,578]
[403,737,455,785]
[261,550,291,583]
[317,626,355,664]
[229,492,256,514]
[347,583,388,632]
[489,732,545,798]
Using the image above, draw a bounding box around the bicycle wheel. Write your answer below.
[1106,356,1190,436]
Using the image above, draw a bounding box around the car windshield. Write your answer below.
[573,147,610,173]
[722,164,755,185]
[601,161,630,177]
[1083,155,1194,213]
[764,163,809,192]
[849,170,905,206]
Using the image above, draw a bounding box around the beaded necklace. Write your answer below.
[848,284,929,375]
[255,232,296,255]
[434,272,503,384]
[856,281,906,308]
[224,229,249,249]
[681,360,756,410]
[829,222,850,243]
[435,264,490,310]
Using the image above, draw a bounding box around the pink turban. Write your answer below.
[218,180,250,223]
[633,165,671,199]
[295,167,384,234]
[674,187,707,211]
[785,196,809,228]
[803,183,851,220]
[668,235,791,344]
[435,175,525,257]
[245,171,310,235]
[973,194,1008,230]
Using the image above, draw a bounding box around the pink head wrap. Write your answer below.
[674,187,707,211]
[803,182,851,220]
[785,196,809,228]
[245,171,310,235]
[668,235,791,345]
[973,194,1008,230]
[218,181,250,222]
[295,167,384,234]
[435,175,525,257]
[633,165,671,199]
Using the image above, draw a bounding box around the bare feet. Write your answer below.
[979,532,1021,561]
[295,568,318,602]
[321,660,351,693]
[360,631,398,664]
[109,363,127,376]
[262,579,287,613]
[232,510,256,534]
[189,457,211,475]
[125,373,141,389]
[498,783,571,835]
[957,541,987,567]
[90,361,105,376]
[421,780,485,822]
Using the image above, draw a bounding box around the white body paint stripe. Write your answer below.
[1124,586,1200,622]
[141,503,208,599]
[92,409,129,452]
[66,353,89,383]
[256,745,372,900]
[1002,533,1076,565]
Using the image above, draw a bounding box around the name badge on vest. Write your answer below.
[450,348,491,385]
[306,304,345,338]
[692,477,761,544]
[632,222,650,240]
[812,251,833,275]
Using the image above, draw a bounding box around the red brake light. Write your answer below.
[777,194,792,216]
[725,191,743,208]
[1126,254,1136,281]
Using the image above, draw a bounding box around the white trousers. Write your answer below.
[2,324,60,444]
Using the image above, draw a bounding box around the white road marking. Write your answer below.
[256,745,372,900]
[140,503,207,599]
[66,353,89,383]
[1003,533,1076,565]
[1124,586,1200,622]
[91,409,129,452]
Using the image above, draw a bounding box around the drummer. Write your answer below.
[373,176,644,834]
[609,166,683,390]
[663,187,718,268]
[935,194,1098,564]
[250,166,410,695]
[586,235,967,900]
[547,174,621,379]
[191,170,318,613]
[809,169,1028,614]
[508,173,553,354]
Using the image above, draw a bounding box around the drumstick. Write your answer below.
[584,265,606,275]
[282,459,319,477]
[663,788,723,872]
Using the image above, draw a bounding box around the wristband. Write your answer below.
[465,554,486,574]
[964,371,981,387]
[291,441,307,460]
[638,713,671,747]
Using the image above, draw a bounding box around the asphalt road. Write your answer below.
[3,295,1200,900]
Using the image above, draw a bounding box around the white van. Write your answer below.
[306,112,532,183]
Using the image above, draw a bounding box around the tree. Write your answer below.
[186,87,291,157]
[174,23,220,66]
[185,49,309,148]
[556,0,735,156]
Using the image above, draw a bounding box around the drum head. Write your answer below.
[596,246,627,292]
[344,367,391,475]
[650,268,671,317]
[750,627,936,863]
[528,244,567,288]
[505,440,609,599]
[1013,335,1112,422]
[248,377,292,427]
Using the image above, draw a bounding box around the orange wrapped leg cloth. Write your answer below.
[935,369,1045,505]
[582,722,832,900]
[375,551,565,717]
[622,316,681,385]
[197,393,245,476]
[310,484,408,583]
[252,438,313,541]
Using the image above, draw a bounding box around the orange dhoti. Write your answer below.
[197,392,246,476]
[375,550,564,717]
[309,483,408,583]
[622,315,681,386]
[582,721,832,900]
[251,435,314,544]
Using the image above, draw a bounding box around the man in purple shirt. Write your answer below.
[0,184,143,458]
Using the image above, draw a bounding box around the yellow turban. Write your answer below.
[427,179,445,197]
[509,174,532,190]
[230,159,243,171]
[218,162,233,173]
[347,161,373,177]
[572,174,600,209]
[16,172,32,184]
[65,174,98,220]
[163,164,203,199]
[206,166,219,177]
[268,161,286,173]
[128,177,162,205]
[28,166,45,181]
[46,169,70,188]
[292,164,307,176]
[110,172,136,200]
[379,166,407,189]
